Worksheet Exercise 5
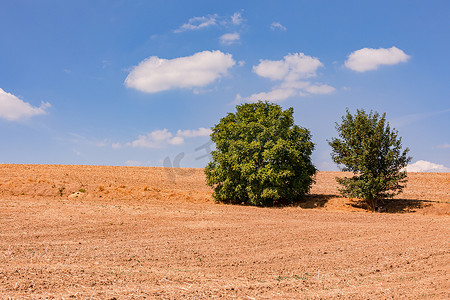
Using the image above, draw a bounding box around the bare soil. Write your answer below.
[0,164,449,299]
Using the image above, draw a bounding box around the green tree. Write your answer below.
[205,101,316,206]
[328,109,412,211]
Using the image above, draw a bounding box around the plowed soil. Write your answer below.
[0,164,449,299]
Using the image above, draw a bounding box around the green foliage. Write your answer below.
[205,101,316,206]
[328,108,412,211]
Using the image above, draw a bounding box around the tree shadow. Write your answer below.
[381,198,436,213]
[350,198,436,213]
[290,194,337,209]
[219,195,445,212]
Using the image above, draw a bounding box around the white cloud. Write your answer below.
[169,136,184,145]
[0,88,51,121]
[124,50,236,93]
[270,22,287,31]
[177,127,211,138]
[279,80,310,89]
[124,160,153,167]
[345,46,410,72]
[231,12,243,25]
[236,88,298,103]
[95,139,109,147]
[174,14,218,33]
[119,127,211,149]
[127,129,182,148]
[253,59,289,81]
[102,59,111,69]
[124,160,143,167]
[236,53,334,103]
[175,11,245,33]
[437,143,450,149]
[253,53,323,81]
[236,82,335,103]
[220,32,240,45]
[406,160,450,172]
[304,84,336,94]
[112,142,122,149]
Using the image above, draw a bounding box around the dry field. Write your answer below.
[0,164,449,299]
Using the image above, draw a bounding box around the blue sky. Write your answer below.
[1,0,449,172]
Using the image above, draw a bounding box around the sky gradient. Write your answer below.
[1,0,449,172]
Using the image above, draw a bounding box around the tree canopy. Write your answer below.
[205,101,316,206]
[329,108,412,211]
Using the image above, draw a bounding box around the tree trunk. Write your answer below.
[367,197,378,212]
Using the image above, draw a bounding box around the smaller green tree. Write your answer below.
[205,101,316,207]
[328,109,412,211]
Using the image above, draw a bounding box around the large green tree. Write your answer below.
[205,101,316,206]
[328,109,412,211]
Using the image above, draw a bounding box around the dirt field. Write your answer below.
[0,164,449,299]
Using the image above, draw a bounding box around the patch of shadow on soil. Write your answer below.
[350,198,437,213]
[381,199,436,213]
[218,194,336,208]
[293,194,337,209]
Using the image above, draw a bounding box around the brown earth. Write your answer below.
[0,164,449,299]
